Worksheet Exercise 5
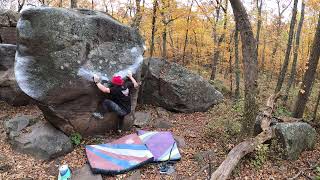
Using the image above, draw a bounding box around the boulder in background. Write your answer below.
[139,58,223,112]
[0,44,32,106]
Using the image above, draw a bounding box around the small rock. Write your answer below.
[72,164,102,180]
[134,112,151,127]
[173,135,186,148]
[153,118,172,129]
[125,170,141,180]
[156,107,170,118]
[4,115,30,134]
[274,122,316,160]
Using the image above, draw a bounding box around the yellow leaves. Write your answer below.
[306,0,320,11]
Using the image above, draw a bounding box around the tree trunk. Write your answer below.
[275,0,298,93]
[70,0,77,8]
[149,0,158,58]
[131,0,142,29]
[210,0,228,80]
[261,34,266,72]
[293,14,320,118]
[212,0,222,44]
[228,32,234,94]
[234,26,240,101]
[210,0,221,76]
[230,0,258,135]
[313,89,320,121]
[160,0,170,59]
[182,0,194,65]
[269,0,290,80]
[59,0,62,7]
[284,1,305,101]
[255,0,263,57]
[269,40,279,80]
[162,26,167,59]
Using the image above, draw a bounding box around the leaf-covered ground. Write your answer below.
[0,100,319,180]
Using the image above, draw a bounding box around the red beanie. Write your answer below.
[111,76,124,86]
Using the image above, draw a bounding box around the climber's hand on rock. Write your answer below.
[93,74,101,83]
[127,71,133,78]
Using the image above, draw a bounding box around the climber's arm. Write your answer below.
[127,71,139,88]
[93,74,111,93]
[96,82,110,93]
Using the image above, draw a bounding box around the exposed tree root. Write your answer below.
[210,94,280,180]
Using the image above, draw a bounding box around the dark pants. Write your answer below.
[101,99,128,130]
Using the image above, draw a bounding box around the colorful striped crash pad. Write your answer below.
[138,130,181,162]
[86,134,153,175]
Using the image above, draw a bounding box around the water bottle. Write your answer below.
[58,164,71,180]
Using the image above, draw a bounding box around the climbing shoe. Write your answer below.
[92,112,104,120]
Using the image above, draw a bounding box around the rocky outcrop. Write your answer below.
[0,44,32,106]
[139,58,223,112]
[274,122,316,160]
[15,7,144,136]
[4,115,73,160]
[0,10,19,44]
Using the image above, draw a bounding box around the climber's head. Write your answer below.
[111,76,124,86]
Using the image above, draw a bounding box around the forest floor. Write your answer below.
[0,75,320,180]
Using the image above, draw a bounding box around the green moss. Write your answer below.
[70,132,82,146]
[274,105,292,117]
[250,144,269,169]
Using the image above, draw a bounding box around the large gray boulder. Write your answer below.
[15,7,144,136]
[139,58,223,112]
[274,122,317,160]
[0,44,32,106]
[5,116,73,160]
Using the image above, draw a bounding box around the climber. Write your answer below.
[92,71,139,133]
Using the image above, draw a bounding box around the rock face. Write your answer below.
[15,7,144,136]
[5,115,73,160]
[0,44,32,106]
[274,122,316,160]
[0,10,19,44]
[139,58,223,112]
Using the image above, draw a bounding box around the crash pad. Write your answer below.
[86,134,153,175]
[138,130,181,162]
